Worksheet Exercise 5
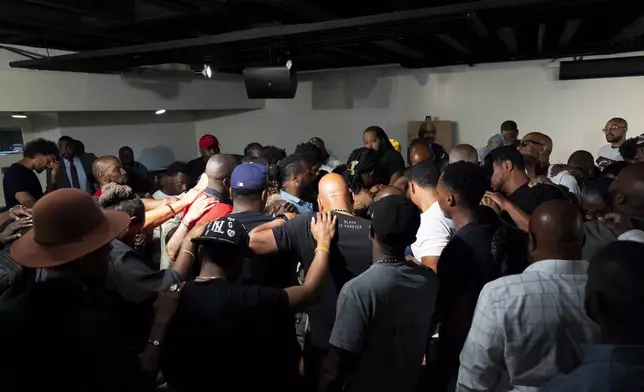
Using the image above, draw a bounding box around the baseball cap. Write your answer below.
[199,134,219,149]
[192,216,249,248]
[637,134,644,146]
[231,163,268,191]
[370,194,421,248]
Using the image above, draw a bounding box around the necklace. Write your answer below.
[194,276,226,282]
[375,259,404,264]
[330,209,353,216]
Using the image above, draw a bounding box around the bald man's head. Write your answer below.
[449,144,479,164]
[92,155,127,187]
[519,132,553,162]
[586,241,644,340]
[568,150,594,169]
[205,154,238,190]
[318,173,353,213]
[408,138,434,166]
[374,186,405,202]
[609,162,644,217]
[529,200,583,262]
[568,150,597,180]
[418,122,437,142]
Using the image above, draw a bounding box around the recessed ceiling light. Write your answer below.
[11,114,27,119]
[155,109,166,115]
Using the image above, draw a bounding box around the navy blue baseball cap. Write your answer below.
[231,163,268,191]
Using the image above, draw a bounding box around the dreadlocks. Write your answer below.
[343,147,379,194]
[364,126,395,151]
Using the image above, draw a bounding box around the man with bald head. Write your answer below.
[597,117,628,170]
[583,162,644,259]
[165,154,238,260]
[407,138,435,166]
[518,132,580,197]
[249,173,371,388]
[518,132,552,177]
[519,132,581,197]
[568,150,596,179]
[92,155,128,197]
[449,144,479,164]
[185,154,237,228]
[458,200,599,392]
[373,185,405,202]
[543,241,644,392]
[418,122,448,164]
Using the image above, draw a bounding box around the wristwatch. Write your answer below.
[275,214,289,222]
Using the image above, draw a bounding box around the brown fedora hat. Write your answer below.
[11,188,130,268]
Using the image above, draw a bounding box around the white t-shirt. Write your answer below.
[547,165,580,197]
[596,144,623,170]
[411,201,455,260]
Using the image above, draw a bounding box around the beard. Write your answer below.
[299,179,317,200]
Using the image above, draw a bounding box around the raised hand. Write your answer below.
[183,195,217,225]
[600,212,634,236]
[310,212,337,246]
[0,217,33,244]
[9,205,32,220]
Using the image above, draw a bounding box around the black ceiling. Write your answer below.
[3,0,644,74]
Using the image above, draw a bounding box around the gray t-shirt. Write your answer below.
[330,260,438,392]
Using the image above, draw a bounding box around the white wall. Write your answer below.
[0,46,263,112]
[196,56,644,164]
[60,111,199,170]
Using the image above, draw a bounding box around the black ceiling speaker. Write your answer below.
[559,56,644,80]
[243,63,298,99]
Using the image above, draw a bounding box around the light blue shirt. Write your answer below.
[64,155,90,193]
[542,345,644,392]
[280,190,314,214]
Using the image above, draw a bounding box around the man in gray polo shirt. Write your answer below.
[319,195,439,392]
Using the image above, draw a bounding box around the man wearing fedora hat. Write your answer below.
[0,188,146,391]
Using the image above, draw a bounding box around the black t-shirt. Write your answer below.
[104,240,182,350]
[3,163,43,208]
[230,211,296,288]
[161,279,300,392]
[272,211,372,349]
[434,207,528,381]
[377,148,406,184]
[186,157,206,188]
[502,182,567,226]
[0,281,145,392]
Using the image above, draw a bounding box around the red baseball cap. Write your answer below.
[199,134,219,149]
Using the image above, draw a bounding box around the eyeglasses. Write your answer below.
[602,126,626,133]
[519,139,543,147]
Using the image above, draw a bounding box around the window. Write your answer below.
[0,128,24,154]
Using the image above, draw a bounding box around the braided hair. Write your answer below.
[97,183,145,227]
[268,154,305,194]
[343,147,379,194]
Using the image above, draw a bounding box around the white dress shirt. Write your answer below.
[64,155,89,193]
[456,259,600,392]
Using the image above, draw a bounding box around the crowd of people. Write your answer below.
[0,118,643,392]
